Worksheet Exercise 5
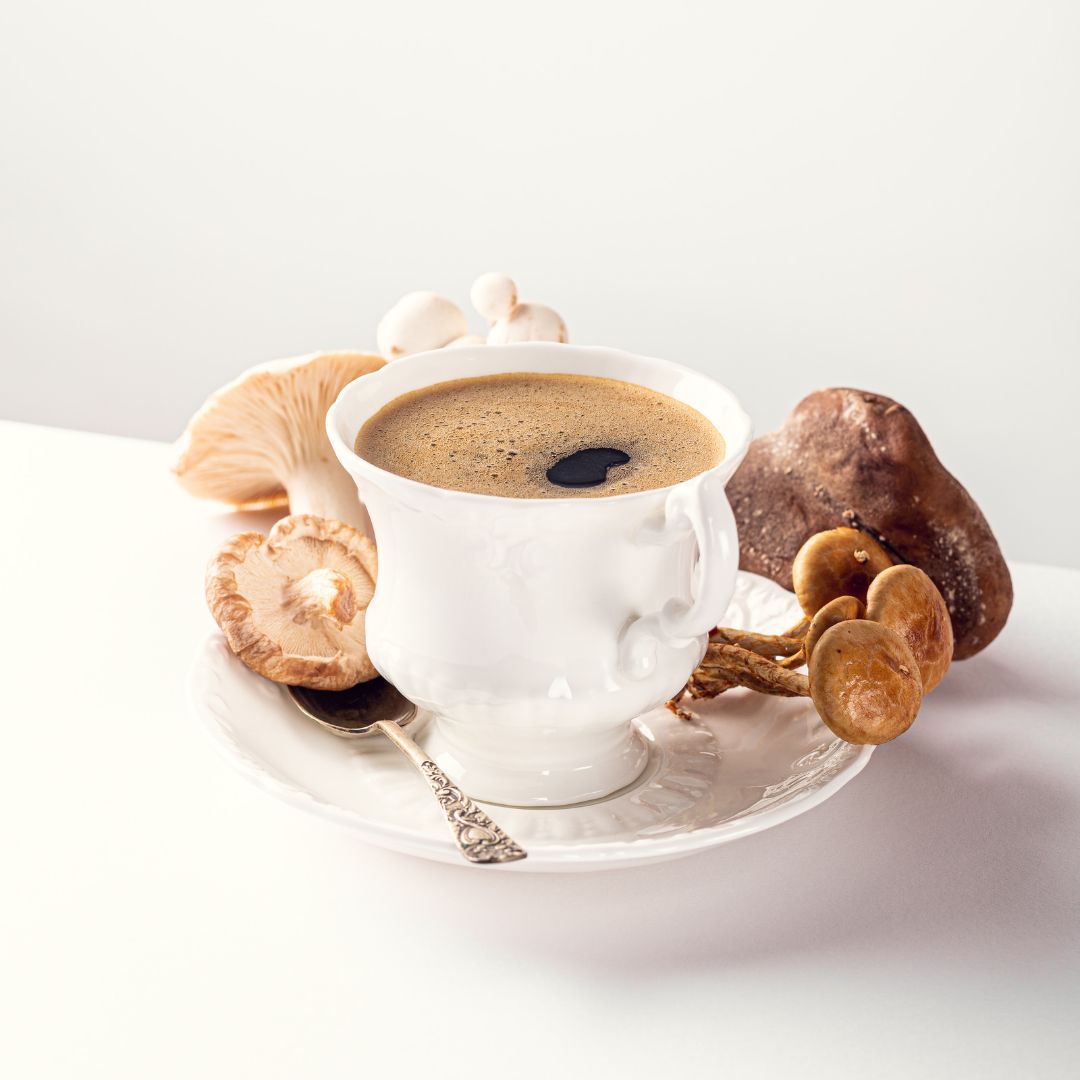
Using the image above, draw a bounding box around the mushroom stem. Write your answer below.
[699,643,810,697]
[708,627,803,657]
[284,460,372,536]
[285,568,356,628]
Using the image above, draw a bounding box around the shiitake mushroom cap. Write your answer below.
[728,387,1013,659]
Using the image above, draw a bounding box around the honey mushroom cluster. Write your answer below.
[671,528,954,745]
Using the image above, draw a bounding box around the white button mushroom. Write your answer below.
[487,301,568,345]
[470,272,518,325]
[444,334,487,348]
[376,291,469,359]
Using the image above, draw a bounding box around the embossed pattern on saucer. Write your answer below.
[188,573,873,871]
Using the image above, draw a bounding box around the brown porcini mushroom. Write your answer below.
[803,595,865,662]
[174,351,384,532]
[207,514,378,690]
[808,620,922,744]
[728,388,1013,658]
[865,564,953,692]
[791,527,893,616]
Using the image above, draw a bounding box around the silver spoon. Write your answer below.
[287,679,526,865]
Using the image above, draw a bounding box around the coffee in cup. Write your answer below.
[354,372,725,498]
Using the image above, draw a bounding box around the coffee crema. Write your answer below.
[354,372,724,499]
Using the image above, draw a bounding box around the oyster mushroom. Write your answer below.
[808,620,922,744]
[792,527,893,616]
[173,351,384,532]
[866,564,953,692]
[206,514,378,690]
[376,291,468,358]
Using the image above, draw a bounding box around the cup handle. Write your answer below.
[617,475,737,680]
[658,475,737,642]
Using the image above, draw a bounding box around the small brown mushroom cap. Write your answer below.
[174,351,385,530]
[866,564,953,693]
[809,620,922,744]
[804,595,865,662]
[791,527,893,616]
[206,514,379,690]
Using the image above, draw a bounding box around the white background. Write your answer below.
[2,0,1078,566]
[2,425,1078,1080]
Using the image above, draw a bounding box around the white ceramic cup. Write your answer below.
[327,344,752,807]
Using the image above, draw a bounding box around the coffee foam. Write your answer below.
[355,372,725,498]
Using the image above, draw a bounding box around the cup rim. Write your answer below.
[326,342,753,507]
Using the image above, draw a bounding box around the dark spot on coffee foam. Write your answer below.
[547,448,631,489]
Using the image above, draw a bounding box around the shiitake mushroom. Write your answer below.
[728,387,1012,659]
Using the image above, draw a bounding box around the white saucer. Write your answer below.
[188,573,873,871]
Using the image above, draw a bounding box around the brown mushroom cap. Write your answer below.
[866,564,953,693]
[729,387,1013,658]
[206,514,379,690]
[809,620,922,744]
[804,595,865,662]
[174,351,384,531]
[791,527,893,616]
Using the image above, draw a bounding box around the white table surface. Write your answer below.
[2,420,1078,1080]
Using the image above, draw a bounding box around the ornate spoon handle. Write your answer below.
[374,720,527,865]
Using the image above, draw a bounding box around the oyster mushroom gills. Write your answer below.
[173,351,384,534]
[206,514,378,691]
[728,388,1012,659]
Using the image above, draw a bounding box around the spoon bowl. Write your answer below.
[288,678,416,737]
[285,680,525,865]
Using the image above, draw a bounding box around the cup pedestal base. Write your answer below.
[417,715,651,808]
